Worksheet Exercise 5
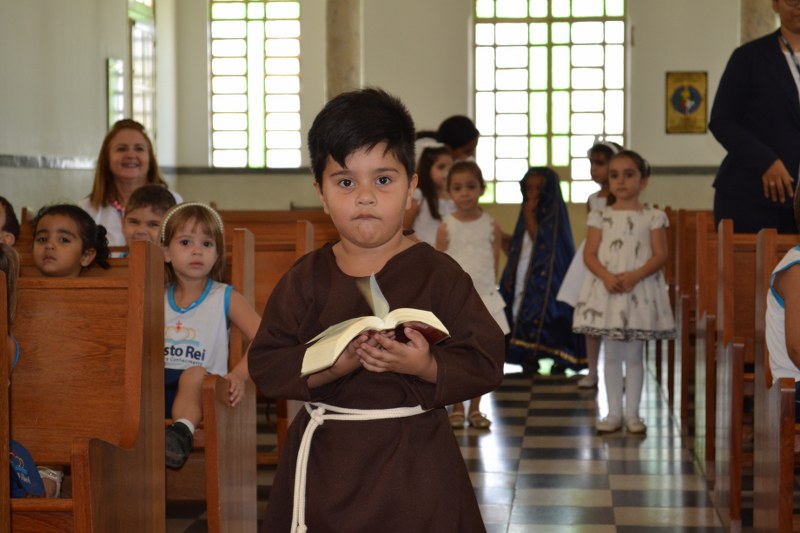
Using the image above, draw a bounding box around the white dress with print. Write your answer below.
[412,189,455,246]
[443,212,510,334]
[556,193,608,306]
[572,206,676,341]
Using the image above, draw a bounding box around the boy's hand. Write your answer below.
[306,333,372,388]
[330,333,371,378]
[224,372,246,407]
[357,328,437,382]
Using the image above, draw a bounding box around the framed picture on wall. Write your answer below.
[665,71,708,134]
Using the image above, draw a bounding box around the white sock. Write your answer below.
[621,340,644,419]
[603,338,624,418]
[174,418,196,434]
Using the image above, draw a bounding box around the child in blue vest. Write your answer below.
[160,203,261,469]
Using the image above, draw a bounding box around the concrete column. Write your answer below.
[740,0,778,43]
[326,0,363,100]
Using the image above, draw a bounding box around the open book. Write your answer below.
[301,274,450,376]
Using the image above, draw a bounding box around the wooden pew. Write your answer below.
[18,220,308,469]
[713,219,754,529]
[694,210,718,479]
[15,230,262,530]
[214,207,338,253]
[9,241,165,532]
[753,229,800,532]
[165,228,258,532]
[673,209,714,434]
[651,206,676,396]
[245,221,313,465]
[18,258,129,278]
[712,221,797,529]
[248,220,314,314]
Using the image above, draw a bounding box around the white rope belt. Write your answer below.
[290,402,429,533]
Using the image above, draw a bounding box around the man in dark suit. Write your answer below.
[710,0,800,234]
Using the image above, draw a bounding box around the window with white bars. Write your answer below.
[474,0,625,204]
[210,0,302,168]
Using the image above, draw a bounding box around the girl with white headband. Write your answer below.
[160,202,261,469]
[558,140,622,388]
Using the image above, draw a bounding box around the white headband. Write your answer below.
[415,137,445,155]
[160,202,224,244]
[590,137,621,156]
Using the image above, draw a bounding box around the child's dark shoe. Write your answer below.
[165,422,193,469]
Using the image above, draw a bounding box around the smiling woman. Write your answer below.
[77,119,183,246]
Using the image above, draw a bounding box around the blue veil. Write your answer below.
[499,167,586,370]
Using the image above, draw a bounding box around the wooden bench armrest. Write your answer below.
[202,373,258,531]
[754,375,797,530]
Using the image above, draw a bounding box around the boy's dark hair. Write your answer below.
[126,184,177,216]
[447,160,485,190]
[34,204,111,269]
[308,87,416,185]
[0,196,20,240]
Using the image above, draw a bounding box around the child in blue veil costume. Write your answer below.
[499,167,586,374]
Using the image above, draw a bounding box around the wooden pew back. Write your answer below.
[714,219,752,528]
[694,210,718,477]
[713,220,797,528]
[243,220,314,313]
[674,209,714,431]
[215,208,337,252]
[9,241,165,531]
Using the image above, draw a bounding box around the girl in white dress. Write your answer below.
[572,151,676,434]
[437,161,509,429]
[404,145,454,245]
[558,141,621,388]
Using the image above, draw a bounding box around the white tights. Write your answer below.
[603,338,644,420]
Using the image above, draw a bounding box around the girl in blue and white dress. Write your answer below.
[404,144,455,246]
[437,161,509,429]
[572,150,676,435]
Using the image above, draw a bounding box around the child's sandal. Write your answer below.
[38,467,63,498]
[449,412,465,428]
[468,412,491,429]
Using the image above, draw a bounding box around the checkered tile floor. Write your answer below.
[167,360,724,532]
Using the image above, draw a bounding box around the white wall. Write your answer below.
[363,0,474,131]
[0,0,750,224]
[627,0,744,210]
[0,0,130,210]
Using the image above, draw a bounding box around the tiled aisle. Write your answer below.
[167,362,724,532]
[472,365,722,532]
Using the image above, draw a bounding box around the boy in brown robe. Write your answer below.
[248,88,505,533]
